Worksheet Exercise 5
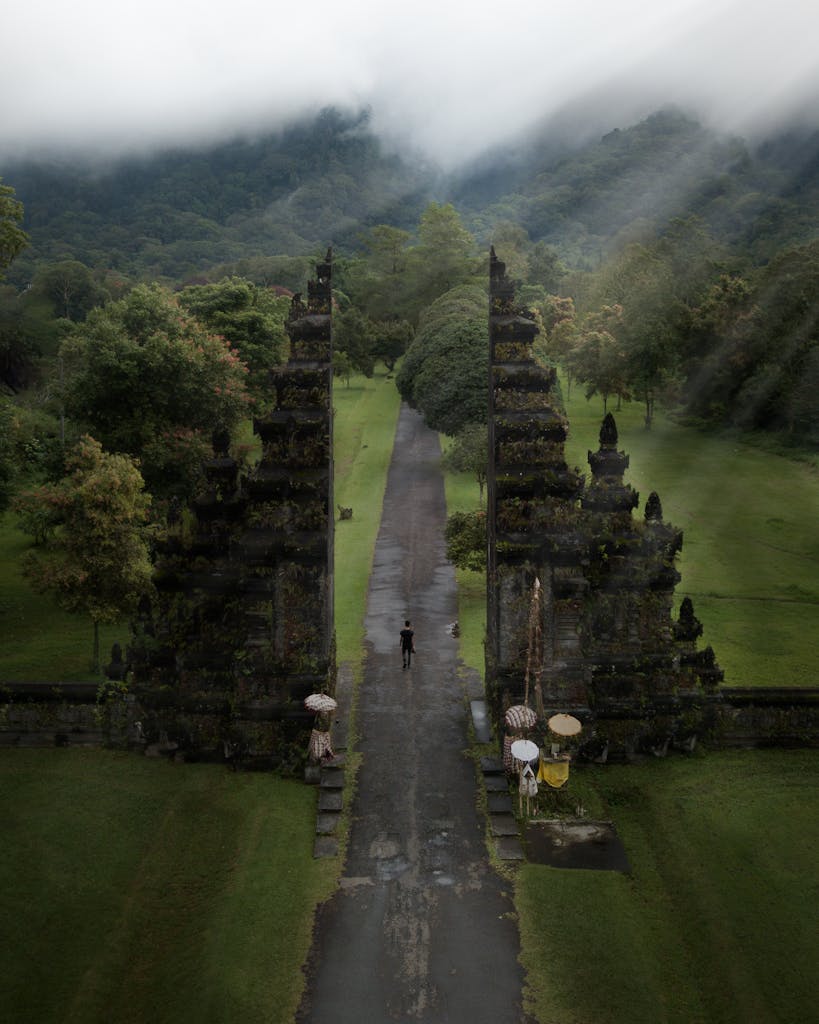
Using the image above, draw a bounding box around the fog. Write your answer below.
[3,0,819,165]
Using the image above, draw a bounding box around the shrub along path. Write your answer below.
[298,404,530,1023]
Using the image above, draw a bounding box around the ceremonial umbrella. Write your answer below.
[505,704,537,731]
[510,738,539,764]
[304,693,338,713]
[547,713,582,737]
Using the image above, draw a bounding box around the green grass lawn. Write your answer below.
[560,378,819,687]
[333,370,402,667]
[517,749,819,1024]
[439,441,486,679]
[0,749,336,1024]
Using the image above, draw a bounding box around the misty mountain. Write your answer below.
[451,109,819,267]
[2,109,438,284]
[3,107,819,286]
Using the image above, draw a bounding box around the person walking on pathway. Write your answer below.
[400,619,415,669]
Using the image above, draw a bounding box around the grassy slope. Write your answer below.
[560,380,819,687]
[517,750,819,1024]
[0,750,336,1024]
[0,371,400,1024]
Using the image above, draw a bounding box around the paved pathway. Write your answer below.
[298,405,529,1023]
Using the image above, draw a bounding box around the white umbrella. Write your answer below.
[510,738,539,763]
[304,693,338,713]
[547,713,582,737]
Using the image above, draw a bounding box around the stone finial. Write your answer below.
[645,491,663,522]
[105,642,127,680]
[674,596,703,641]
[599,413,618,447]
[212,427,231,457]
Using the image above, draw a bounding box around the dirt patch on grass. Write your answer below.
[524,819,631,872]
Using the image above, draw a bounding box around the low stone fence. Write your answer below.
[0,680,317,770]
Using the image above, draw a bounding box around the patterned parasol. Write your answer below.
[304,693,338,713]
[505,704,537,730]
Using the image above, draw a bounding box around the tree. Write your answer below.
[0,400,16,513]
[528,242,566,292]
[490,222,531,282]
[442,423,488,502]
[333,349,353,387]
[444,510,486,572]
[59,284,249,499]
[31,260,108,322]
[333,306,376,377]
[403,203,481,316]
[178,277,289,402]
[0,179,28,280]
[396,285,488,435]
[567,306,631,412]
[371,318,412,372]
[19,436,153,672]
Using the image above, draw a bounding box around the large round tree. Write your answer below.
[60,284,249,498]
[396,284,488,435]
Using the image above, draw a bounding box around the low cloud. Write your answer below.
[3,0,818,165]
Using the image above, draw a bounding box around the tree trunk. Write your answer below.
[92,619,100,674]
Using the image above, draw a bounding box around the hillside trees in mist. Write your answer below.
[0,178,28,278]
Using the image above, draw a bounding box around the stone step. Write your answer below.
[316,812,341,836]
[490,814,520,838]
[313,835,339,859]
[320,770,344,789]
[480,755,504,774]
[487,791,514,814]
[495,836,526,861]
[318,790,343,812]
[484,774,510,792]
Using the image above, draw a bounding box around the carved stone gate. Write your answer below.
[486,249,725,757]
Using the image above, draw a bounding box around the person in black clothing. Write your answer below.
[400,620,415,669]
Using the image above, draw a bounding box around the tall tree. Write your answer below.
[59,284,249,499]
[20,436,153,672]
[404,203,481,315]
[0,179,28,280]
[442,423,488,502]
[396,284,488,434]
[31,260,109,322]
[178,277,289,403]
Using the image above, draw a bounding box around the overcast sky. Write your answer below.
[3,0,818,165]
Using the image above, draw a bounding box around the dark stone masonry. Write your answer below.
[1,248,816,756]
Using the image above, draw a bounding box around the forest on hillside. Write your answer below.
[1,105,818,565]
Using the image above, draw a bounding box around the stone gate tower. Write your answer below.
[131,253,335,762]
[486,249,722,755]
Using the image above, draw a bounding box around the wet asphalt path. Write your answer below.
[298,404,528,1023]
